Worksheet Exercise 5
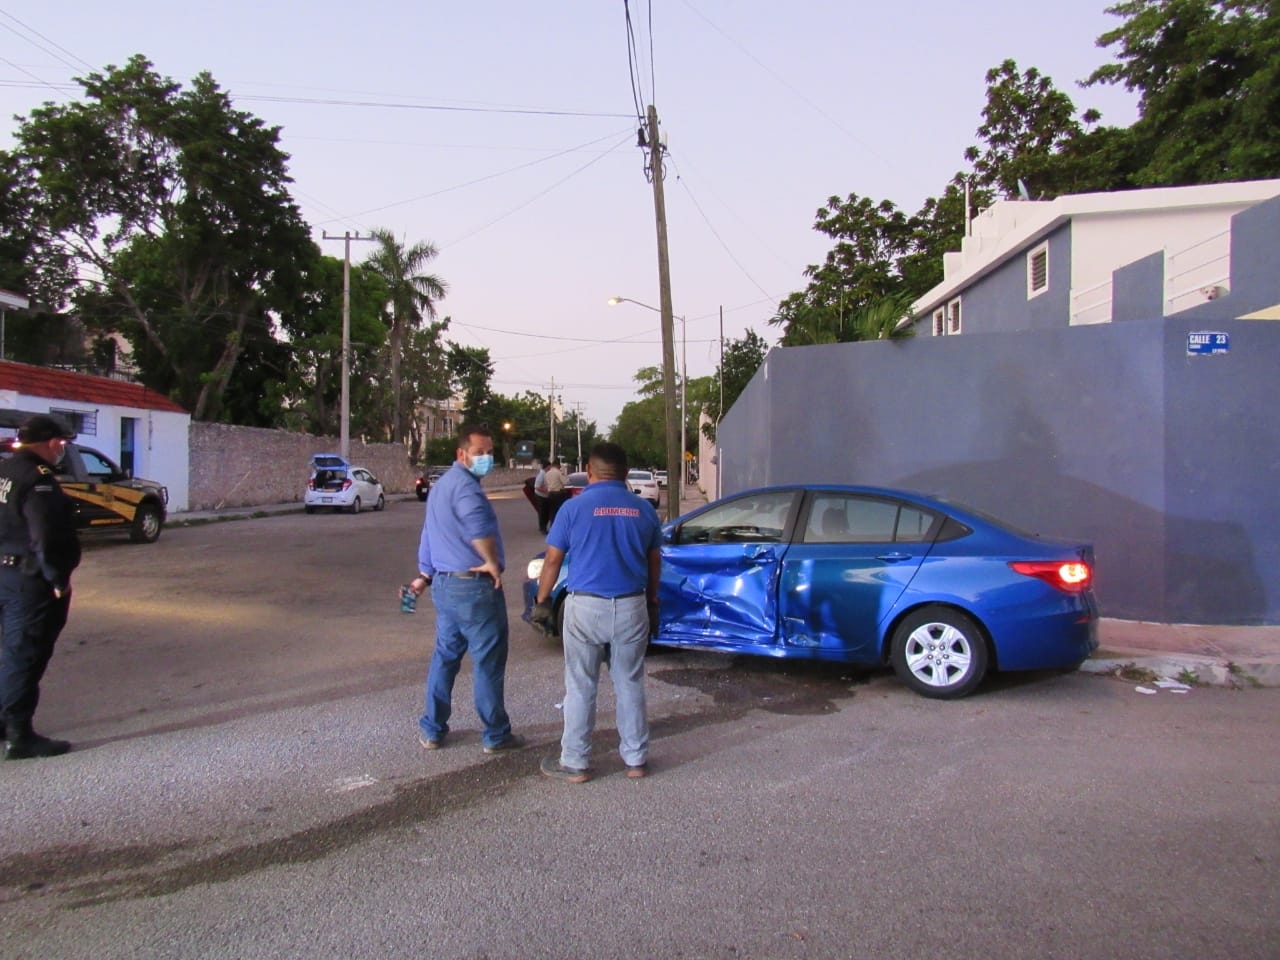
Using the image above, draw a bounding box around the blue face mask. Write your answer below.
[467,453,494,478]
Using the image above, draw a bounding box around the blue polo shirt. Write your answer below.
[547,479,662,597]
[418,463,504,576]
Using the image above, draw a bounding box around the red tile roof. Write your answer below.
[0,360,188,414]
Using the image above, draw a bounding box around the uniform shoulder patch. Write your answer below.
[36,464,53,475]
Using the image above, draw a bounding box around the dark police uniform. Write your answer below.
[0,415,81,759]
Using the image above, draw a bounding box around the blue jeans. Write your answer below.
[560,593,649,770]
[419,576,512,748]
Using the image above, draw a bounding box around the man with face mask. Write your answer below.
[414,423,524,754]
[0,414,81,760]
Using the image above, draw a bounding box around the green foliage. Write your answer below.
[701,329,769,443]
[448,344,495,423]
[363,228,448,443]
[964,60,1142,200]
[1087,0,1280,184]
[9,55,315,420]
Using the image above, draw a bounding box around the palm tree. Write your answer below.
[365,229,448,442]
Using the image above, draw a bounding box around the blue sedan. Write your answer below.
[524,484,1099,699]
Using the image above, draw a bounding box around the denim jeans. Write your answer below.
[560,593,649,770]
[419,576,512,748]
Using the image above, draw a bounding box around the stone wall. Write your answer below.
[187,423,418,511]
[185,422,540,511]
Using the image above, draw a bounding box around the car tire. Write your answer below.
[890,605,989,699]
[130,502,163,544]
[349,496,361,515]
[375,494,386,511]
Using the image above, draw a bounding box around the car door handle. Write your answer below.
[876,552,913,563]
[750,546,776,562]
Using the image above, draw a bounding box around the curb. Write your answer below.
[1080,652,1280,689]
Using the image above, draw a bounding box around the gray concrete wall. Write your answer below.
[186,423,418,511]
[185,423,538,511]
[717,316,1280,625]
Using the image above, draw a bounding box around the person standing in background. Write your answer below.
[544,458,568,530]
[532,459,550,533]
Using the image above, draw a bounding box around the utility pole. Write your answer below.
[545,377,559,462]
[571,401,586,470]
[321,231,375,460]
[642,103,681,522]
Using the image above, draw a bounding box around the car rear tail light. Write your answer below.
[342,478,352,490]
[307,479,315,490]
[1009,560,1093,593]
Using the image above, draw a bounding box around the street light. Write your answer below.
[608,296,686,515]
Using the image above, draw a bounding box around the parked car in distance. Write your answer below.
[414,471,430,501]
[565,471,588,496]
[627,469,660,506]
[1,437,168,543]
[524,483,1098,700]
[304,454,385,514]
[654,469,669,488]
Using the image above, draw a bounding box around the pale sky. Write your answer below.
[1,1,1138,430]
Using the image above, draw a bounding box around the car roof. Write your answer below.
[311,453,350,468]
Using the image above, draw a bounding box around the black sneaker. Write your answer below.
[482,734,526,755]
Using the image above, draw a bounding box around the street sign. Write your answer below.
[1187,331,1229,356]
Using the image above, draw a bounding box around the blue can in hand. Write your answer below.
[399,584,417,614]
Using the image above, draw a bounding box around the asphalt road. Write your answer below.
[1,493,1277,960]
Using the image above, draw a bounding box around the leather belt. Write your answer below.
[569,590,644,600]
[437,571,492,580]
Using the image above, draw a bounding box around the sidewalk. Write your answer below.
[172,487,1280,690]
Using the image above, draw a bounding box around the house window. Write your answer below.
[50,407,96,437]
[932,308,946,337]
[1027,243,1049,298]
[947,298,962,335]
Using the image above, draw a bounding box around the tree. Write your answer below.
[610,365,669,468]
[9,56,316,420]
[965,59,1141,200]
[769,191,959,347]
[363,229,448,443]
[1086,0,1280,184]
[275,254,390,435]
[399,318,454,462]
[701,330,769,442]
[447,343,495,424]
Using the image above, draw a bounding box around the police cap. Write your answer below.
[17,414,76,444]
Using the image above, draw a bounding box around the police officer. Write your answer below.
[0,414,81,760]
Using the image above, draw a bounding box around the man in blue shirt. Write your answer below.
[532,442,662,782]
[416,424,524,754]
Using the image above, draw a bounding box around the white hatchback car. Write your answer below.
[304,453,386,514]
[626,469,660,506]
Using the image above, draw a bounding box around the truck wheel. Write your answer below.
[130,503,163,543]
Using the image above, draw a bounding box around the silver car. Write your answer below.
[626,469,660,506]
